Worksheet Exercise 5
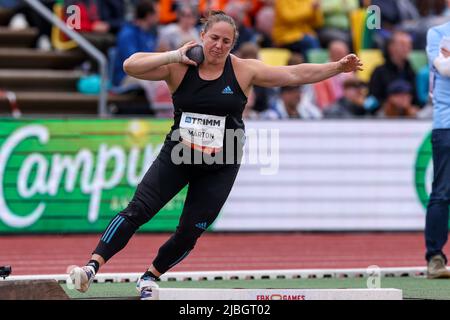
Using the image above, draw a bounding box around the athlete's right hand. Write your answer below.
[177,41,201,66]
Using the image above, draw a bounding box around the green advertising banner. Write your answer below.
[0,119,436,233]
[0,118,187,233]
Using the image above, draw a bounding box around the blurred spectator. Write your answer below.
[371,0,419,31]
[416,64,430,106]
[243,87,260,120]
[113,0,159,87]
[446,0,450,16]
[263,85,303,119]
[417,0,448,18]
[224,1,257,53]
[159,4,200,51]
[158,0,230,25]
[370,0,419,49]
[272,0,323,60]
[157,0,264,26]
[286,52,323,119]
[97,0,128,34]
[262,84,322,120]
[0,0,21,9]
[403,0,450,50]
[65,0,111,33]
[323,78,369,118]
[254,5,274,48]
[201,0,265,27]
[313,40,354,110]
[236,41,260,59]
[329,39,350,64]
[368,30,419,113]
[26,0,56,38]
[379,79,419,118]
[158,0,195,25]
[242,0,266,26]
[318,0,359,48]
[62,0,117,53]
[236,42,277,113]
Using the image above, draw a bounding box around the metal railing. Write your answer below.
[23,0,108,116]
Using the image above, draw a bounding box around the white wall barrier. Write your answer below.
[216,120,432,231]
[0,119,433,232]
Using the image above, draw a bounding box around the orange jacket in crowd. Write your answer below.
[158,0,264,26]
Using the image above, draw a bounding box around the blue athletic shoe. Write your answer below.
[136,275,159,300]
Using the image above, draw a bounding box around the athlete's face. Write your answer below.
[201,21,235,64]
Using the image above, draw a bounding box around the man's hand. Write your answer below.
[337,54,363,73]
[434,47,450,77]
[92,21,110,33]
[441,47,450,58]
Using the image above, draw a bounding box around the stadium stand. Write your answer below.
[0,23,147,115]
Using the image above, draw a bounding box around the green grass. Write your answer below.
[61,277,450,300]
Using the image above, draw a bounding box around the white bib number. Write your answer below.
[180,112,226,153]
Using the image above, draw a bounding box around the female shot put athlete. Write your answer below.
[69,11,362,299]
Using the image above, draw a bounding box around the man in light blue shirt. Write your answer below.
[424,21,450,279]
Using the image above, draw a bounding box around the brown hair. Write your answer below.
[236,42,259,59]
[416,0,447,16]
[200,10,239,45]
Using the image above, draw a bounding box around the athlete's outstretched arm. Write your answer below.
[123,41,199,81]
[248,54,363,88]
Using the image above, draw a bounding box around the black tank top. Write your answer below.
[161,55,247,166]
[171,55,247,133]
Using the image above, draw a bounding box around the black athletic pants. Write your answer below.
[426,129,450,263]
[93,144,240,274]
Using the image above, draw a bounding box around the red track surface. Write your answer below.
[0,232,436,275]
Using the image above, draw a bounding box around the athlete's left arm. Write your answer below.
[248,54,363,87]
